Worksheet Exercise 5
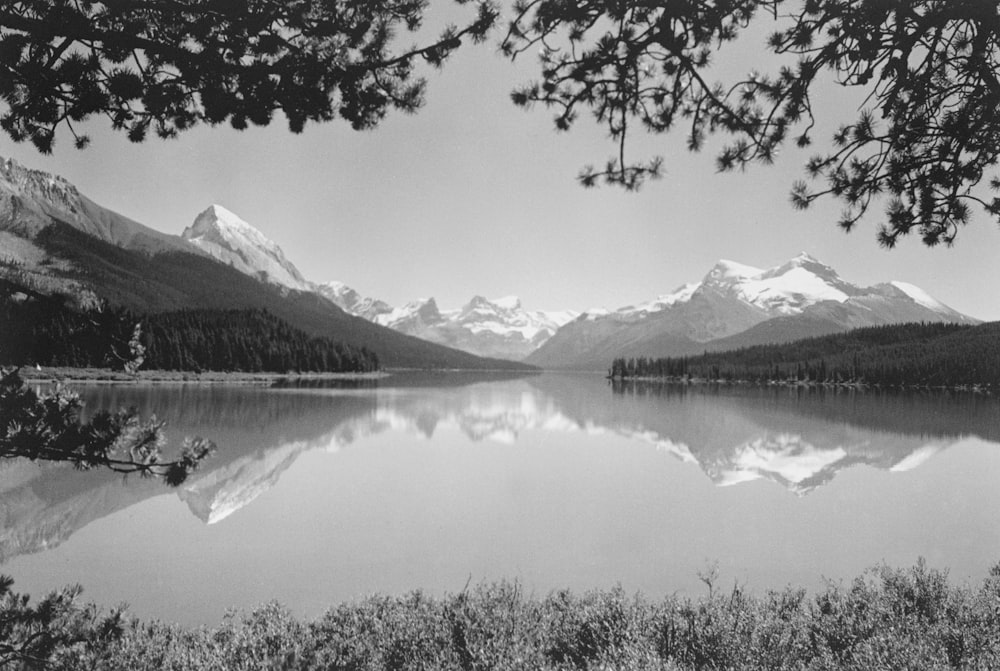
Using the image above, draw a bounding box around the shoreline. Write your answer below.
[13,366,540,385]
[608,374,996,394]
[15,366,390,385]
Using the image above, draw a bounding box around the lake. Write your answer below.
[3,372,999,626]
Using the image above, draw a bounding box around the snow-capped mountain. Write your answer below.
[0,158,531,370]
[366,294,578,360]
[313,280,395,322]
[313,281,579,361]
[172,204,574,360]
[181,204,311,292]
[528,252,977,370]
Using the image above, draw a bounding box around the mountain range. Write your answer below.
[0,156,978,371]
[178,205,579,360]
[0,159,529,371]
[527,254,977,370]
[164,205,976,367]
[315,287,579,360]
[164,203,975,367]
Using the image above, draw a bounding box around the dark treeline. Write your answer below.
[140,309,379,373]
[609,322,1000,390]
[1,288,379,373]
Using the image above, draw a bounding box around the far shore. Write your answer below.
[15,366,390,385]
[608,374,995,394]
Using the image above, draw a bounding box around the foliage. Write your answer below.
[140,308,380,373]
[0,289,380,374]
[0,576,125,669]
[502,0,1000,245]
[0,0,498,152]
[609,321,1000,390]
[0,367,213,486]
[5,560,1000,669]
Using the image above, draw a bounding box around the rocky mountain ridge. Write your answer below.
[0,157,532,371]
[179,205,578,359]
[528,252,977,369]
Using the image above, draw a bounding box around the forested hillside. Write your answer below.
[609,322,1000,390]
[0,287,379,373]
[5,222,531,370]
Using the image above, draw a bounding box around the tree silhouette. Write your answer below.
[0,0,497,152]
[503,0,1000,246]
[0,368,213,485]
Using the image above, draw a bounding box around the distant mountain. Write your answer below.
[166,201,575,361]
[378,295,578,360]
[0,157,533,371]
[528,253,977,370]
[313,281,394,322]
[313,283,577,360]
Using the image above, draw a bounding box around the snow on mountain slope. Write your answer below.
[312,276,580,360]
[371,294,579,360]
[617,283,699,316]
[313,280,394,322]
[701,253,859,314]
[172,204,571,360]
[529,252,977,369]
[182,204,311,292]
[168,205,971,366]
[890,281,953,313]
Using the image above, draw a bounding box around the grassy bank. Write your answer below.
[8,560,1000,670]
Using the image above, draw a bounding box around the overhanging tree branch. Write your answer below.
[502,0,1000,247]
[0,0,499,151]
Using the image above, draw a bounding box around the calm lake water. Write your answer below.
[3,372,999,625]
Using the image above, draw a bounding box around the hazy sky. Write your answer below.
[6,6,999,320]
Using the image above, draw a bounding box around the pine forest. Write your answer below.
[609,322,1000,390]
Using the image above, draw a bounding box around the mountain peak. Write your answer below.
[181,205,308,291]
[187,204,260,239]
[465,295,491,308]
[708,259,762,280]
[492,295,521,310]
[0,156,84,219]
[764,252,842,282]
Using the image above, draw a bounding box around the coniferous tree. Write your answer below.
[0,0,498,152]
[609,322,1000,391]
[0,368,213,485]
[503,0,1000,245]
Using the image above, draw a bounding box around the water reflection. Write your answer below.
[1,373,997,564]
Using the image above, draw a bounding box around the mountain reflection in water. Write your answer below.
[1,373,997,566]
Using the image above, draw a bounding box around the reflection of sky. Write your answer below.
[3,374,1000,626]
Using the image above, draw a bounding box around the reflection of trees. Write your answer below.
[3,369,212,485]
[3,374,997,563]
[605,380,1000,444]
[530,375,1000,493]
[0,374,536,561]
[0,387,380,562]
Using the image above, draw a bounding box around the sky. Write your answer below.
[5,5,1000,321]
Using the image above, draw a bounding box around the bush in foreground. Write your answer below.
[5,560,1000,670]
